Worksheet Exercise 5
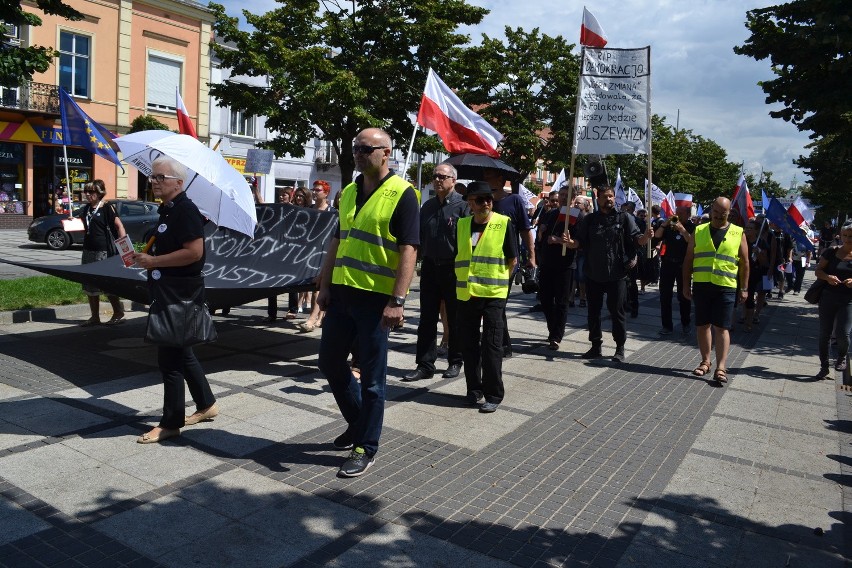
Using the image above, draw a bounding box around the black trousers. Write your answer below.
[539,265,571,343]
[659,259,691,331]
[458,297,506,404]
[792,262,806,293]
[157,346,216,429]
[586,278,627,348]
[415,258,463,372]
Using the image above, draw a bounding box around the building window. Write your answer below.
[229,110,255,138]
[59,31,90,97]
[147,54,182,112]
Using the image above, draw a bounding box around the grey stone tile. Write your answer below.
[0,443,102,489]
[0,499,51,546]
[2,398,109,437]
[93,494,231,558]
[615,539,715,568]
[107,445,223,487]
[755,469,840,512]
[734,530,846,568]
[177,468,285,520]
[0,418,44,450]
[157,522,295,568]
[633,506,743,564]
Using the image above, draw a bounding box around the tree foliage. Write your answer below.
[209,0,488,184]
[604,115,740,206]
[0,0,83,87]
[734,0,852,213]
[449,27,580,181]
[129,114,171,133]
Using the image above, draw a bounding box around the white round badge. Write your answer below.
[157,224,168,233]
[151,269,161,280]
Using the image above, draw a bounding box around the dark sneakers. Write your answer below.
[479,401,499,413]
[333,431,354,451]
[581,345,603,359]
[339,447,374,477]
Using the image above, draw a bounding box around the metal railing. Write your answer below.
[0,82,60,114]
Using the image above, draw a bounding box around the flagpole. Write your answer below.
[62,143,72,218]
[645,45,653,259]
[401,121,419,182]
[564,47,587,257]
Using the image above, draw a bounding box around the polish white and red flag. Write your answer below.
[732,174,755,220]
[175,88,197,139]
[416,68,502,157]
[662,191,677,217]
[674,193,693,208]
[787,196,814,228]
[580,7,608,48]
[569,206,581,226]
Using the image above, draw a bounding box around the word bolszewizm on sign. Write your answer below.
[574,47,651,155]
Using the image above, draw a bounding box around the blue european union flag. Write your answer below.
[765,197,815,252]
[59,87,124,171]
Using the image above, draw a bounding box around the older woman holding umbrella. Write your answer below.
[131,156,218,444]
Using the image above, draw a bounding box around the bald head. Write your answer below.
[359,128,392,149]
[710,197,731,228]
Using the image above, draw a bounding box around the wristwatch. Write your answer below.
[389,295,406,307]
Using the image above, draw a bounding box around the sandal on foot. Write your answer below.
[80,318,101,327]
[692,361,711,377]
[106,314,126,325]
[299,320,317,332]
[713,368,728,384]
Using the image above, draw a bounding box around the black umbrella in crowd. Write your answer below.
[441,153,521,182]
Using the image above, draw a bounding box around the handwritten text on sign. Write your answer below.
[575,47,651,155]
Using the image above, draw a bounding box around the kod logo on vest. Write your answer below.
[382,189,399,198]
[488,222,504,230]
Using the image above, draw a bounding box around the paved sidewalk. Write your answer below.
[0,249,849,566]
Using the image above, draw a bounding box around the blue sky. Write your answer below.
[215,0,810,189]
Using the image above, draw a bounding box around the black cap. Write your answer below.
[466,181,492,199]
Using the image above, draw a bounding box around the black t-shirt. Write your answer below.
[150,192,205,277]
[537,207,575,270]
[821,247,852,298]
[661,220,695,264]
[709,224,730,250]
[468,218,518,260]
[334,172,420,247]
[82,201,118,252]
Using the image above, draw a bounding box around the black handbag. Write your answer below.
[804,279,826,305]
[144,275,217,347]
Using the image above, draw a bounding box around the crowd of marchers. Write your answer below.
[120,127,851,480]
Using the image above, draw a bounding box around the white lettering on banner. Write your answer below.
[574,47,651,156]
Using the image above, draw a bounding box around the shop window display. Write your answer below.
[0,142,27,215]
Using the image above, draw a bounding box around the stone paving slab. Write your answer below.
[0,234,848,568]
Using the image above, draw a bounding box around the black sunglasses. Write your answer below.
[471,196,492,205]
[433,173,454,181]
[352,145,387,154]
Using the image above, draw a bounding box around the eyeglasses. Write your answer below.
[471,196,492,205]
[352,145,387,155]
[83,190,96,194]
[433,173,454,181]
[148,174,181,183]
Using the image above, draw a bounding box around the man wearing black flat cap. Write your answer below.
[454,181,518,413]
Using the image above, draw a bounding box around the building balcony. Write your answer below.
[0,82,60,116]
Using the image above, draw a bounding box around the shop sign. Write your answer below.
[54,149,92,167]
[0,142,24,163]
[225,156,246,173]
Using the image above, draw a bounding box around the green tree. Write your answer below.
[0,0,83,87]
[209,0,488,185]
[604,115,739,206]
[450,27,580,181]
[129,114,171,133]
[734,0,852,212]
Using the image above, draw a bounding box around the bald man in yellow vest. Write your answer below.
[683,197,749,385]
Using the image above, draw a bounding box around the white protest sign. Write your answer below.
[574,47,651,155]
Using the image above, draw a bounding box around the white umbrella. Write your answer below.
[115,130,257,237]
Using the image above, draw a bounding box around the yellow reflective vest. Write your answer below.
[692,223,743,288]
[332,175,410,295]
[455,213,512,301]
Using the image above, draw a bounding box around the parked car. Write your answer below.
[28,200,160,250]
